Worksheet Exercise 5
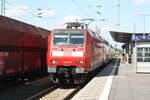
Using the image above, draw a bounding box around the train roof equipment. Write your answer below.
[65,22,88,29]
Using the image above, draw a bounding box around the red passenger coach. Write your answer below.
[47,22,112,84]
[0,16,50,79]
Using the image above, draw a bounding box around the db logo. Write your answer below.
[63,61,72,64]
[64,61,68,63]
[67,61,72,63]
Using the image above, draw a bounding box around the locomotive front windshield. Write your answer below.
[53,30,84,46]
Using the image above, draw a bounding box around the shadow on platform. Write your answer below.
[95,58,120,78]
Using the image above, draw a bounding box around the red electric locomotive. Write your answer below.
[47,22,112,84]
[0,16,49,80]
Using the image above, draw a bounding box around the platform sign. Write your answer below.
[132,35,150,40]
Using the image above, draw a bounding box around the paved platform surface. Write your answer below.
[72,59,150,100]
[109,63,150,100]
[72,58,119,100]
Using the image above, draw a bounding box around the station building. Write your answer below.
[110,31,150,73]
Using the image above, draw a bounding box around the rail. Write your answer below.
[27,83,60,100]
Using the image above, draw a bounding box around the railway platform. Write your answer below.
[72,58,150,100]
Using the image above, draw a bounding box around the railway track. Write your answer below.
[0,75,51,100]
[26,65,104,100]
[27,83,60,100]
[0,73,48,91]
[26,69,97,100]
[27,83,82,100]
[26,60,115,100]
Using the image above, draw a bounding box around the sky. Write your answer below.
[2,0,150,48]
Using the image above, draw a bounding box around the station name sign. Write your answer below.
[132,35,150,40]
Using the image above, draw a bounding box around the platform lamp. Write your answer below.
[137,13,150,39]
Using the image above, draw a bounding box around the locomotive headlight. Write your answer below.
[52,60,58,64]
[76,61,84,64]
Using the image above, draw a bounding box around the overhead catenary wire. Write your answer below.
[5,1,34,16]
[72,0,91,19]
[6,2,67,20]
[26,0,85,24]
[5,1,49,29]
[91,9,120,26]
[88,0,121,26]
[26,0,55,16]
[26,0,44,8]
[5,1,60,21]
[5,0,93,26]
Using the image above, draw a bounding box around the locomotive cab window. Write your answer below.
[53,30,84,46]
[53,34,68,45]
[70,34,84,46]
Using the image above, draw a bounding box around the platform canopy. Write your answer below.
[110,31,150,43]
[109,31,133,43]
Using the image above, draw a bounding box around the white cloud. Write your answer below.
[101,25,116,32]
[115,17,126,25]
[6,6,29,17]
[53,15,82,28]
[120,17,126,23]
[38,9,57,17]
[133,0,147,5]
